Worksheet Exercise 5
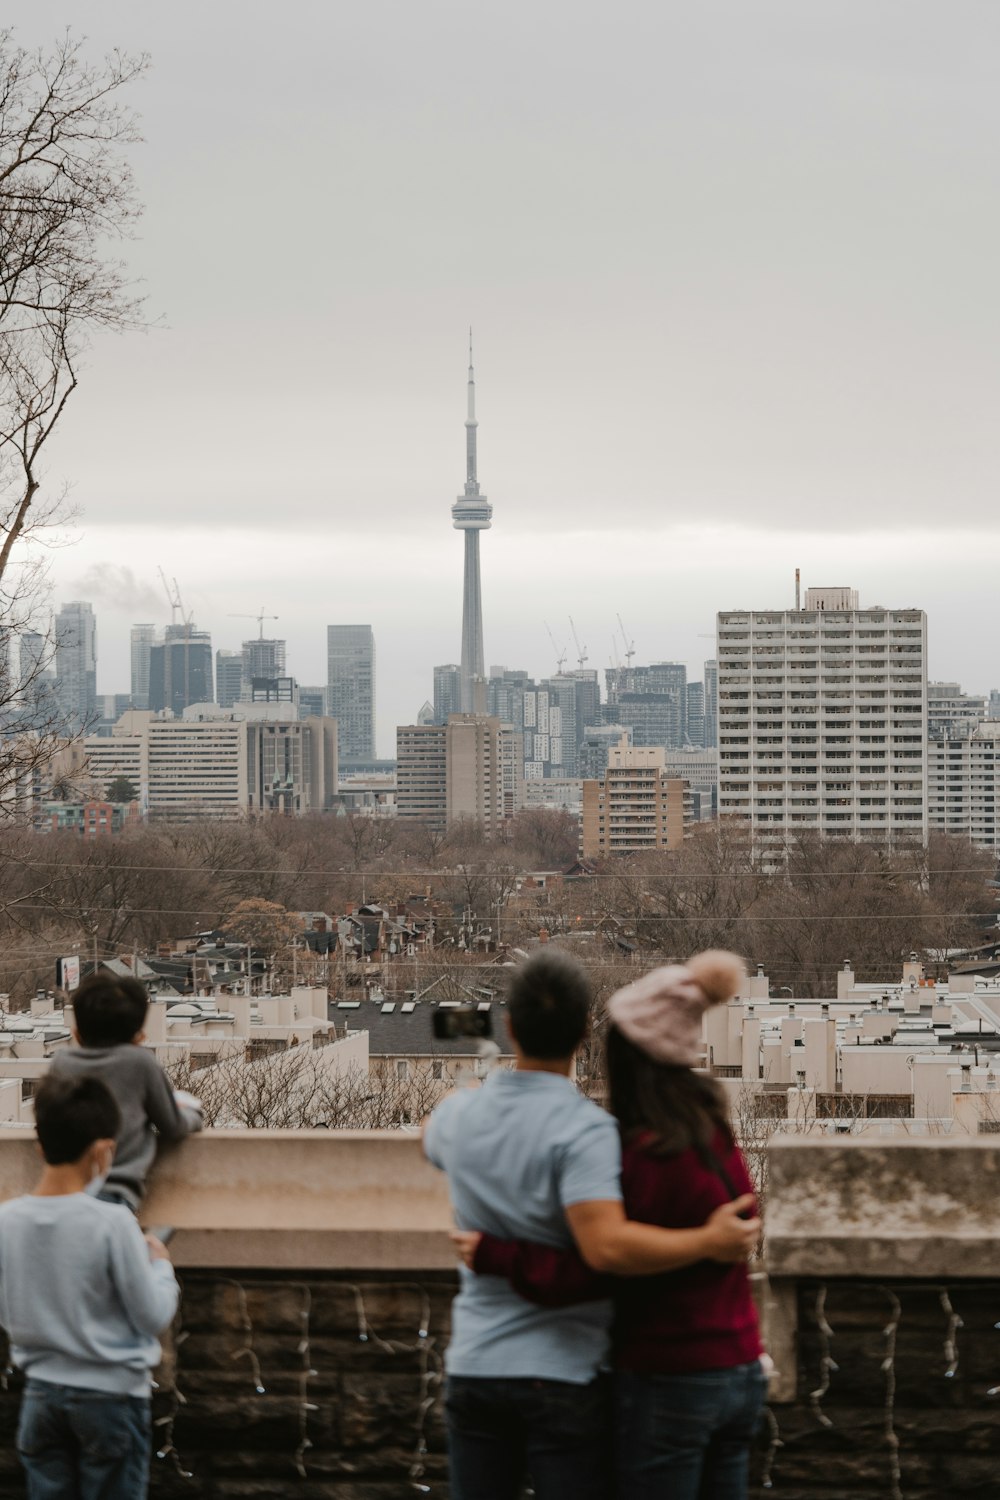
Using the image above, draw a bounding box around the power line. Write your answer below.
[3,857,997,882]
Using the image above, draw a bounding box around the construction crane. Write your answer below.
[228,607,279,640]
[568,616,588,670]
[544,622,568,675]
[157,567,193,629]
[616,613,636,667]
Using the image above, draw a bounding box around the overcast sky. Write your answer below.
[13,1,1000,753]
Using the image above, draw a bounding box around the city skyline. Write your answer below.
[9,2,1000,753]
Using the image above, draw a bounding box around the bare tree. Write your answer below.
[0,31,148,811]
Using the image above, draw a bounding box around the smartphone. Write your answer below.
[432,1007,493,1041]
[146,1225,175,1245]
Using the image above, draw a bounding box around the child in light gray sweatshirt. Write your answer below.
[49,972,203,1212]
[0,1073,178,1498]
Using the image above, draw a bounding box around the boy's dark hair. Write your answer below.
[506,948,592,1060]
[71,972,149,1047]
[34,1075,121,1165]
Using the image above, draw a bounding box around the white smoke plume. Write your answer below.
[72,564,164,616]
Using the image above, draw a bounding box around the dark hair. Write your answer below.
[34,1075,121,1165]
[606,1024,733,1156]
[71,972,149,1047]
[506,948,592,1060]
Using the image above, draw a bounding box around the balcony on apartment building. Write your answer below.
[0,1131,996,1497]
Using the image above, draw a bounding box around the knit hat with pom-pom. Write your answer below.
[606,950,746,1068]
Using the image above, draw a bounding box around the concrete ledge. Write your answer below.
[0,1129,456,1270]
[766,1135,1000,1277]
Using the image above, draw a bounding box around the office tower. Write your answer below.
[242,637,286,697]
[298,685,327,720]
[451,336,492,713]
[687,682,706,748]
[579,723,633,779]
[927,682,986,740]
[928,723,1000,852]
[216,650,244,709]
[664,748,719,821]
[53,601,97,734]
[568,670,601,749]
[604,662,687,749]
[149,624,213,717]
[327,625,375,763]
[717,587,927,849]
[84,713,337,820]
[433,664,462,724]
[582,738,693,857]
[416,701,436,726]
[703,660,718,749]
[18,631,52,707]
[130,624,155,710]
[990,690,1000,721]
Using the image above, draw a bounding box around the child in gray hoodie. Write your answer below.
[48,972,203,1212]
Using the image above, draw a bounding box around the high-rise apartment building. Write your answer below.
[928,724,1000,852]
[990,690,1000,721]
[396,715,514,832]
[327,625,375,763]
[149,625,213,717]
[54,601,97,734]
[581,737,693,857]
[717,588,928,848]
[130,624,155,710]
[216,650,244,709]
[928,682,987,741]
[396,723,448,830]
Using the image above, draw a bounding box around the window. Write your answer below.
[396,1060,409,1080]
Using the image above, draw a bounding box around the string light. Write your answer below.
[879,1287,903,1500]
[939,1287,962,1379]
[808,1285,837,1429]
[153,1283,194,1479]
[345,1281,442,1490]
[220,1278,266,1394]
[291,1284,317,1479]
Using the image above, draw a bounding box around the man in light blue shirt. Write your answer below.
[425,948,753,1500]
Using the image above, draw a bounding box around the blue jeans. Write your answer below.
[446,1373,612,1500]
[615,1362,767,1500]
[16,1379,151,1500]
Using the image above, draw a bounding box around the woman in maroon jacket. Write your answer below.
[456,953,766,1500]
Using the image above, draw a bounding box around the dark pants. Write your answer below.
[446,1373,612,1500]
[615,1362,767,1500]
[16,1379,151,1500]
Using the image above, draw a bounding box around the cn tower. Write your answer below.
[451,332,492,713]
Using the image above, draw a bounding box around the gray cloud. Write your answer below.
[71,564,164,618]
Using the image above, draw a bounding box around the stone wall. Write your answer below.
[0,1132,996,1495]
[0,1270,456,1499]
